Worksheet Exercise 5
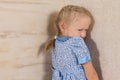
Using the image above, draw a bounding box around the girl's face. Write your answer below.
[59,16,91,38]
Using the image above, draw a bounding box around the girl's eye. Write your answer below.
[78,29,88,32]
[78,29,83,31]
[85,29,88,31]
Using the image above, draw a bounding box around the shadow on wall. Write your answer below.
[85,31,104,80]
[38,12,58,80]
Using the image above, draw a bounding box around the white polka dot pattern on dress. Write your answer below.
[52,36,91,80]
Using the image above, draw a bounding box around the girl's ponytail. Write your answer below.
[44,38,56,52]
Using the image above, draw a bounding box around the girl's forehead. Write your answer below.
[72,16,91,25]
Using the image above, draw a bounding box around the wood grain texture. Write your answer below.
[0,0,120,80]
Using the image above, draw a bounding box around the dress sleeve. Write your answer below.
[70,37,91,64]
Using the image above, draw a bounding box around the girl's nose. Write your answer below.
[80,31,86,38]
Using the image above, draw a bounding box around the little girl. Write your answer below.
[45,5,99,80]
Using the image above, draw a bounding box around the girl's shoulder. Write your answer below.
[68,36,85,47]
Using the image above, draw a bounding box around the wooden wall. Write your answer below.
[0,0,120,80]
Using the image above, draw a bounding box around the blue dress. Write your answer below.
[52,36,91,80]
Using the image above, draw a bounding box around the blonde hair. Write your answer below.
[45,5,94,51]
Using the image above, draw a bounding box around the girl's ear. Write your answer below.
[58,21,65,32]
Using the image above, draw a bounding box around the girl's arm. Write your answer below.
[83,61,99,80]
